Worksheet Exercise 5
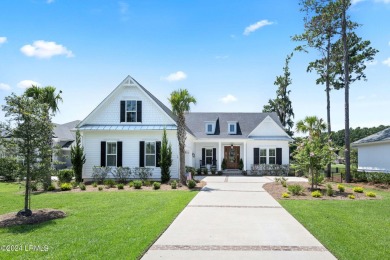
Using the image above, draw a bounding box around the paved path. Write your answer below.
[142,176,335,260]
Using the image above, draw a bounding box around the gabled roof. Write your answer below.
[352,127,390,146]
[185,112,287,139]
[77,75,177,127]
[53,120,80,141]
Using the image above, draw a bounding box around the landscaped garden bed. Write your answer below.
[263,180,385,200]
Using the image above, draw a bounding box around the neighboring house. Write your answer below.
[352,127,390,173]
[77,75,292,181]
[53,120,80,170]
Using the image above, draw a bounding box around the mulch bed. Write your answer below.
[0,209,66,228]
[263,181,385,200]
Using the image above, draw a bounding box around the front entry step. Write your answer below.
[222,170,242,175]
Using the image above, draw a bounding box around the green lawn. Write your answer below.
[279,187,390,260]
[0,183,197,259]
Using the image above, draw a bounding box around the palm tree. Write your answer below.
[296,116,326,139]
[168,89,196,185]
[25,85,63,189]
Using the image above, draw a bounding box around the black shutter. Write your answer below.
[117,141,123,167]
[276,148,282,165]
[254,148,259,165]
[120,101,126,122]
[156,141,161,167]
[139,141,145,167]
[202,148,205,165]
[212,148,216,165]
[137,101,142,122]
[101,141,106,167]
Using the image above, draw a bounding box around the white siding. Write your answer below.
[82,130,179,180]
[84,84,174,125]
[248,116,288,137]
[357,143,390,172]
[185,133,196,168]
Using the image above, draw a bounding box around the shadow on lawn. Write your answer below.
[3,219,59,234]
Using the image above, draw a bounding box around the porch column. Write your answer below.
[243,141,247,171]
[218,141,222,171]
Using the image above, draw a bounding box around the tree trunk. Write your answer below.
[326,35,332,178]
[342,0,351,183]
[177,114,187,185]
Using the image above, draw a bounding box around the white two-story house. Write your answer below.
[77,76,292,180]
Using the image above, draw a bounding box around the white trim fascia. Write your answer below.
[351,140,390,147]
[247,115,289,138]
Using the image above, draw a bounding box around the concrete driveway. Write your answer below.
[142,176,335,260]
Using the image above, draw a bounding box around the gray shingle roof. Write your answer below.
[352,127,390,145]
[185,112,285,139]
[53,120,80,141]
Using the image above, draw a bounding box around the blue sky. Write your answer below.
[0,0,389,132]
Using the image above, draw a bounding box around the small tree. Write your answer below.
[294,116,334,190]
[160,128,172,183]
[71,130,86,183]
[3,93,53,216]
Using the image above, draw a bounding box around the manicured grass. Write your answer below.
[0,183,197,259]
[279,187,390,260]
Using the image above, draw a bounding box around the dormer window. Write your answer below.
[205,121,215,134]
[228,122,237,134]
[120,100,142,123]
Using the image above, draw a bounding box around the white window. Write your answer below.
[260,149,267,164]
[205,122,215,134]
[145,142,156,167]
[106,142,117,167]
[228,122,237,134]
[126,100,137,122]
[205,148,213,165]
[269,149,276,164]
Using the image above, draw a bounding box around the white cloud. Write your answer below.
[0,37,7,45]
[118,1,129,21]
[0,83,11,91]
[17,80,41,89]
[351,0,365,5]
[220,94,237,104]
[383,57,390,67]
[243,20,273,36]
[161,71,187,82]
[20,40,74,59]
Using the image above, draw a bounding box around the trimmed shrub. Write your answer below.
[196,168,202,175]
[203,168,208,175]
[92,166,111,184]
[287,184,304,195]
[133,180,142,189]
[238,158,244,170]
[58,169,74,183]
[217,171,223,175]
[60,183,72,191]
[221,158,227,170]
[71,181,78,189]
[128,181,134,188]
[171,180,177,189]
[98,186,103,191]
[353,186,364,193]
[143,180,151,187]
[104,179,116,188]
[79,183,86,190]
[282,193,290,198]
[326,184,334,196]
[92,182,98,188]
[0,157,20,181]
[211,168,216,175]
[47,184,56,191]
[134,167,153,181]
[311,190,322,198]
[337,184,345,192]
[112,167,132,184]
[188,180,196,189]
[281,180,287,187]
[117,183,124,190]
[348,194,355,199]
[366,192,376,197]
[153,182,161,190]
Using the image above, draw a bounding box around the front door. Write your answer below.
[224,146,240,169]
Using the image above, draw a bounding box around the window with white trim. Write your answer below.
[106,142,117,167]
[205,148,213,165]
[269,149,276,164]
[126,100,137,122]
[145,142,156,167]
[205,122,215,134]
[228,122,237,134]
[260,149,267,164]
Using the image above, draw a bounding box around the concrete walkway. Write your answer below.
[142,176,335,260]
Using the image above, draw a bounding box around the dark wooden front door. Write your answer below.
[224,146,240,169]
